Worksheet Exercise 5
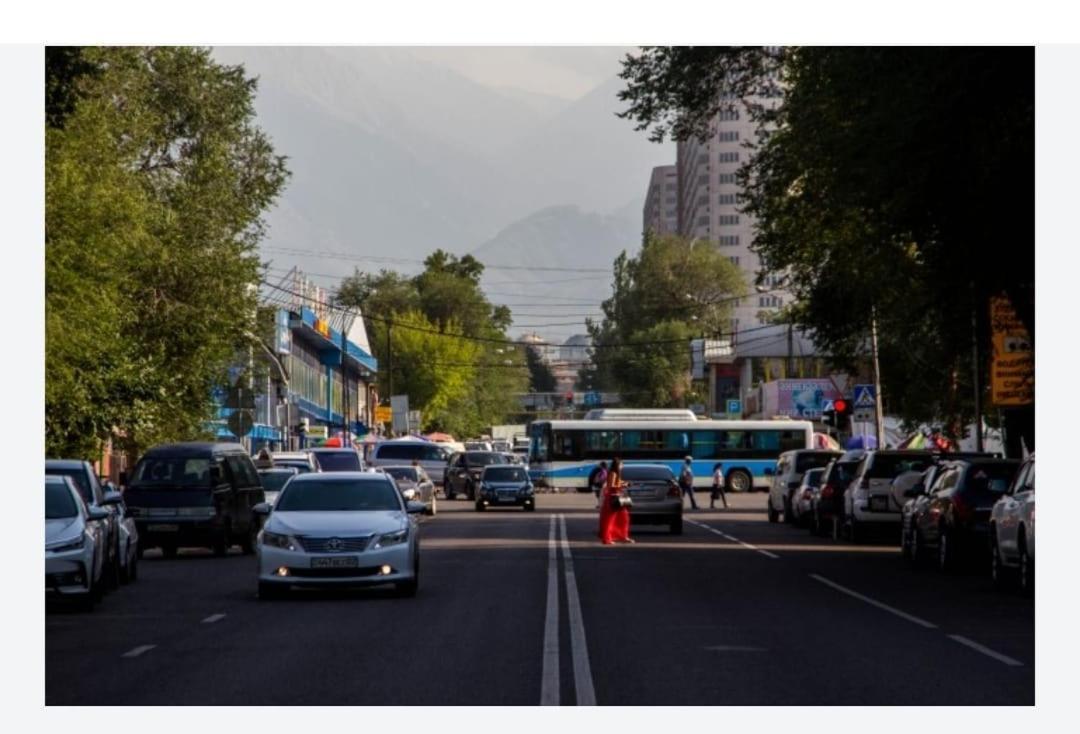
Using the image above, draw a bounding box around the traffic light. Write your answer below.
[834,398,852,432]
[822,406,837,428]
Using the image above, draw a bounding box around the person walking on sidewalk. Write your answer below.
[679,456,699,511]
[598,458,633,545]
[711,463,728,509]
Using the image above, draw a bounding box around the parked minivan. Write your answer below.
[122,442,265,558]
[368,440,452,484]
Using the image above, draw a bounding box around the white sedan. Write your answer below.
[254,472,425,599]
[46,475,110,609]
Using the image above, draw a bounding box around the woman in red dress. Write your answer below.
[599,458,634,545]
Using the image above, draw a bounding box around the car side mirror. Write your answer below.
[406,501,425,514]
[102,490,123,506]
[87,507,110,521]
[253,502,271,516]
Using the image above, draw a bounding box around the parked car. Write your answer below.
[46,476,110,609]
[898,452,1003,559]
[790,467,826,527]
[368,440,451,484]
[907,458,1019,572]
[491,439,512,453]
[444,451,510,500]
[843,450,935,542]
[768,449,841,524]
[309,447,365,472]
[620,463,683,535]
[464,440,493,452]
[990,454,1034,594]
[254,472,424,599]
[378,465,437,515]
[271,451,318,474]
[123,442,265,558]
[114,491,140,584]
[258,466,300,506]
[46,459,124,588]
[475,464,535,511]
[808,458,861,538]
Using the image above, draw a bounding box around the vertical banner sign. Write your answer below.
[275,309,292,355]
[990,295,1034,406]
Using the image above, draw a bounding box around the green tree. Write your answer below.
[618,46,1033,437]
[46,47,289,457]
[586,233,744,406]
[525,346,557,392]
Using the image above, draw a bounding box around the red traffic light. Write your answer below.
[833,399,849,414]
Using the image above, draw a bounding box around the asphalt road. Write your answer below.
[46,491,1034,705]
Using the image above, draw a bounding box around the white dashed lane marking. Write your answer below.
[686,518,780,559]
[202,613,226,624]
[121,645,156,658]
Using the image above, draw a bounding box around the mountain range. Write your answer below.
[211,47,672,335]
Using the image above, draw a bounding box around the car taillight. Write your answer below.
[821,485,834,500]
[667,481,681,498]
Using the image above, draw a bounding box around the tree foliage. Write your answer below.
[335,250,527,436]
[586,233,744,407]
[525,346,557,393]
[46,47,289,458]
[618,47,1033,434]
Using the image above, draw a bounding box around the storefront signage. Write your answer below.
[990,295,1034,406]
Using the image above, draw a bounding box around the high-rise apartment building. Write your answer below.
[675,101,790,336]
[642,165,679,236]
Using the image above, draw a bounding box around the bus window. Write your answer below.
[664,431,690,451]
[690,431,718,459]
[552,431,583,460]
[531,424,551,462]
[751,430,781,451]
[779,430,807,452]
[586,430,619,456]
[620,430,641,451]
[718,431,751,450]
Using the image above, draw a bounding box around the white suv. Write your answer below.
[990,454,1034,594]
[843,450,935,542]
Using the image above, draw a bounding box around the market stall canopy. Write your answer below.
[845,435,878,450]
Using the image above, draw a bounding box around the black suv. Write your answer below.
[123,442,264,557]
[445,451,509,500]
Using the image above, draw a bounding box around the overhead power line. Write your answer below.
[261,247,611,273]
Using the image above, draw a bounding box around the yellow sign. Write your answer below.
[306,424,328,440]
[375,406,392,423]
[989,295,1034,407]
[314,318,331,338]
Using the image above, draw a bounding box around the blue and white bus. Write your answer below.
[528,419,814,492]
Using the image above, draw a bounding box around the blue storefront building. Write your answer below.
[215,305,379,452]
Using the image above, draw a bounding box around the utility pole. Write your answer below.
[971,282,984,452]
[341,318,349,445]
[787,322,794,377]
[386,322,393,400]
[870,305,885,448]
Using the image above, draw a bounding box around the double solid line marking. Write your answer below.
[541,514,596,706]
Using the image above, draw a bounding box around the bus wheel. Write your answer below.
[726,469,752,493]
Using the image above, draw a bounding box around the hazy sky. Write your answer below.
[406,46,635,99]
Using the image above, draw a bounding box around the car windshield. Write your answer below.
[867,454,933,478]
[46,467,91,502]
[466,452,507,466]
[484,467,528,482]
[803,469,825,487]
[131,457,212,487]
[383,467,418,482]
[827,461,860,487]
[796,453,839,473]
[313,452,363,472]
[621,466,675,481]
[276,478,402,512]
[259,471,295,493]
[46,481,79,519]
[965,463,1020,496]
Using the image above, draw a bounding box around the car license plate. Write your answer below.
[869,496,889,512]
[497,494,517,503]
[311,556,359,569]
[147,524,179,532]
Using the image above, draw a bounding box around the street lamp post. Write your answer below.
[870,305,885,449]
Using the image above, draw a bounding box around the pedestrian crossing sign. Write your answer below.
[853,384,876,408]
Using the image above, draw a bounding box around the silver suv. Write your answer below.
[843,450,934,542]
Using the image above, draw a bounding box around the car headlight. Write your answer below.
[48,535,85,553]
[521,485,534,495]
[260,530,301,551]
[373,528,408,548]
